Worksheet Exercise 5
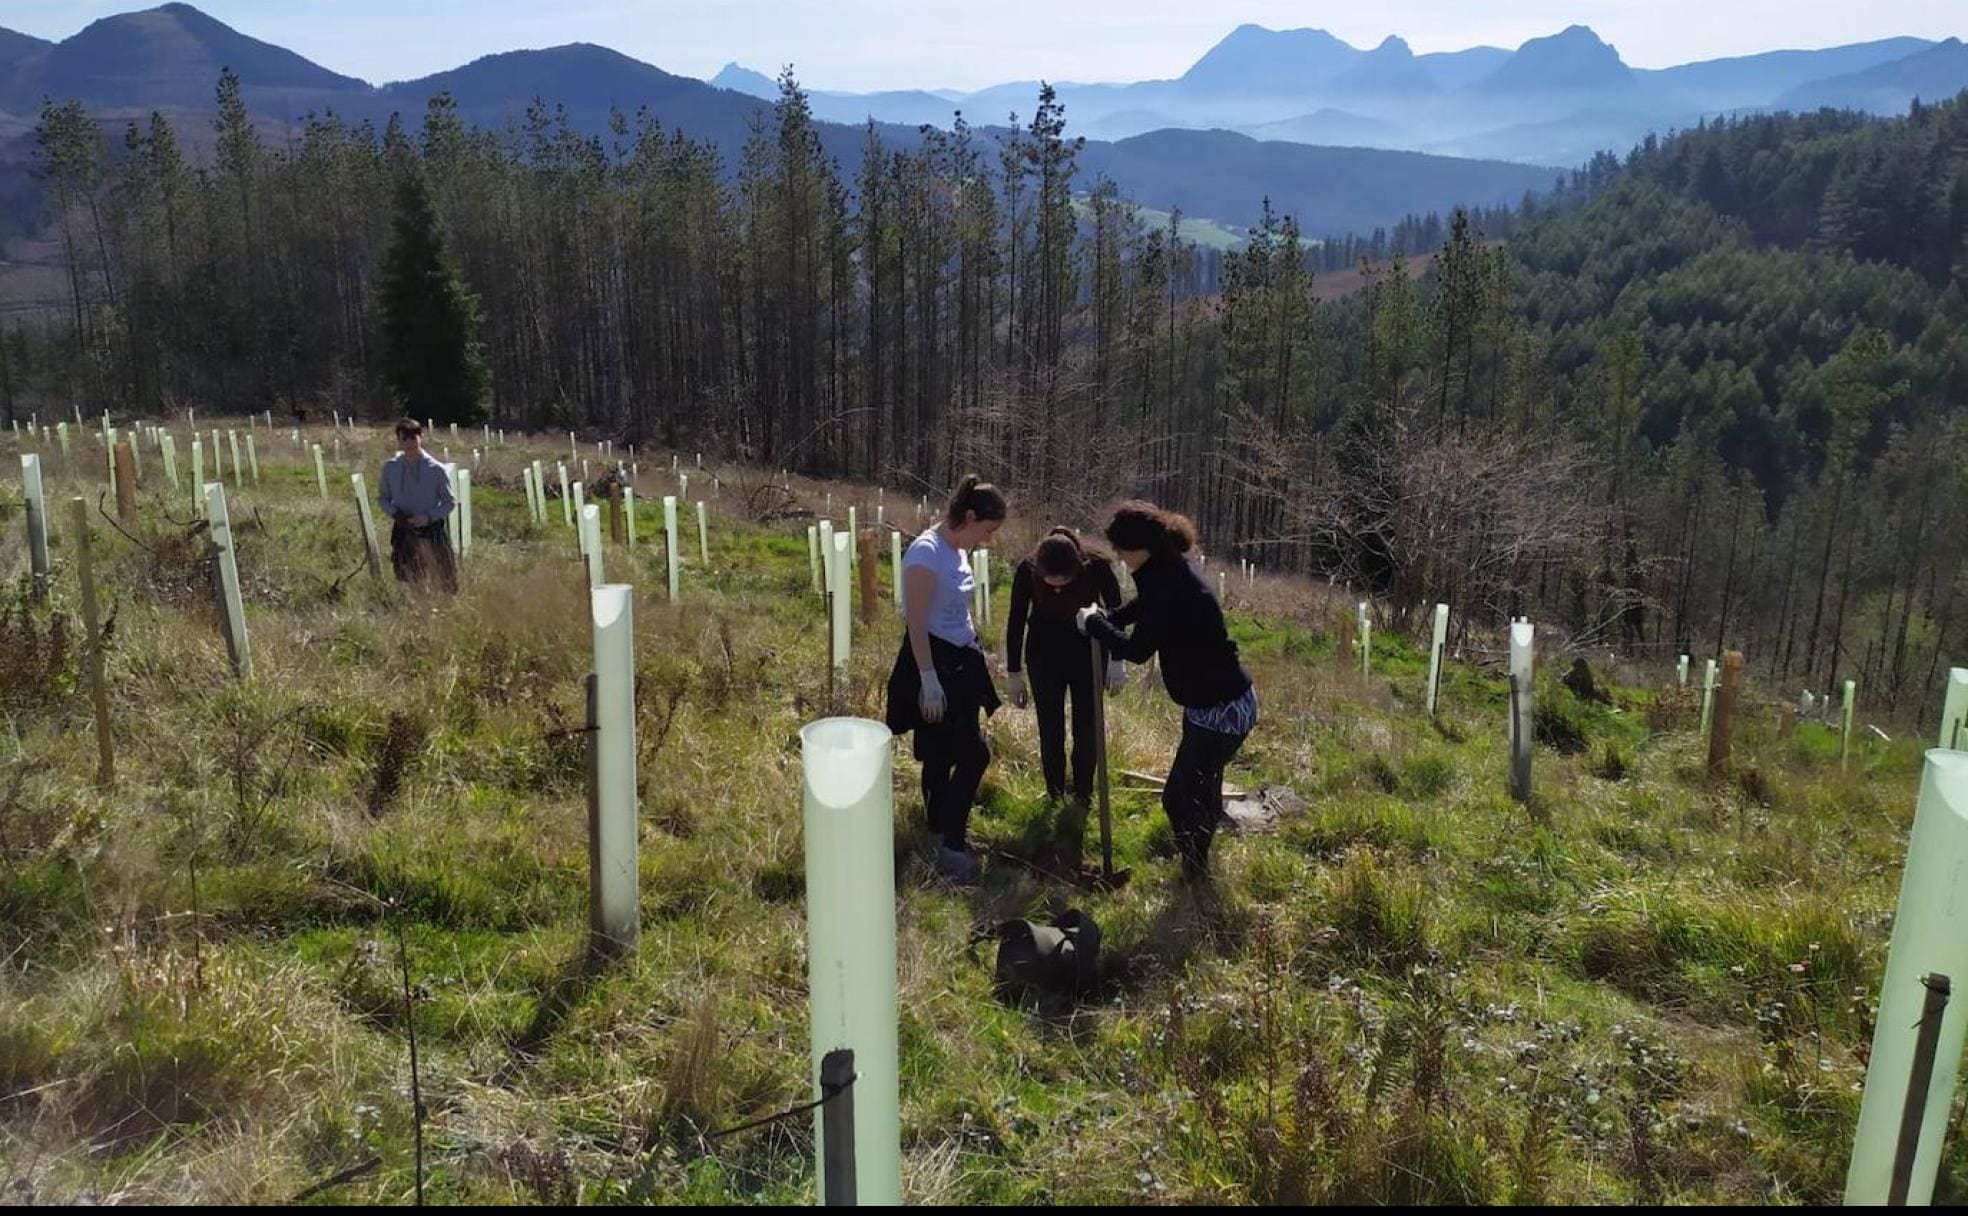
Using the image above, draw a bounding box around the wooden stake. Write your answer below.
[71,498,113,787]
[1708,650,1744,780]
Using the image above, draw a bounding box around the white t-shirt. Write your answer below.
[904,526,977,649]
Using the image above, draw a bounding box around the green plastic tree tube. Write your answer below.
[891,529,904,617]
[808,525,821,595]
[1845,750,1968,1204]
[847,506,857,576]
[664,495,680,601]
[312,444,327,499]
[1677,654,1689,687]
[1699,658,1717,739]
[1426,603,1449,716]
[1939,669,1968,750]
[57,422,69,460]
[558,463,572,527]
[800,717,901,1205]
[625,488,637,549]
[590,584,639,955]
[581,504,604,588]
[227,430,240,487]
[245,434,259,483]
[442,464,462,553]
[1359,601,1373,679]
[696,501,708,565]
[818,519,835,593]
[572,482,588,552]
[191,439,205,519]
[161,433,178,489]
[206,482,251,680]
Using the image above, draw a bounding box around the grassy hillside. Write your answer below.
[0,418,1955,1204]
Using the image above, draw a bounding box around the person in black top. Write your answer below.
[1005,527,1126,806]
[1076,501,1256,883]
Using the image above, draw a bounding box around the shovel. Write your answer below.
[1089,638,1131,890]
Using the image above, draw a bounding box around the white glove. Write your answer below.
[1075,605,1104,636]
[918,667,947,724]
[1105,659,1127,695]
[1008,671,1028,709]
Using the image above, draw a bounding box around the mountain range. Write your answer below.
[713,24,1964,166]
[0,3,1566,244]
[0,5,1959,250]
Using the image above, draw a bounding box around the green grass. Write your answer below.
[0,420,1959,1203]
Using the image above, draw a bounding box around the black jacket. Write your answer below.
[1006,553,1123,673]
[1086,553,1252,710]
[885,633,1001,736]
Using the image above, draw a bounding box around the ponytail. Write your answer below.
[1103,500,1198,558]
[944,475,1009,527]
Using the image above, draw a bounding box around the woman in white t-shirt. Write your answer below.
[885,475,1009,881]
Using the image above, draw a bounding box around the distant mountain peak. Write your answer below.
[1370,36,1414,59]
[1479,24,1632,92]
[711,61,778,98]
[1182,24,1363,93]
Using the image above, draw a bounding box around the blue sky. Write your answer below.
[6,1,1961,91]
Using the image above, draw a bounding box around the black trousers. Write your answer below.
[1164,717,1247,870]
[390,519,457,592]
[1027,630,1098,803]
[914,706,990,850]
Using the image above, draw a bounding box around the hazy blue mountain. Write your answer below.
[1474,25,1635,94]
[1330,36,1437,96]
[1414,46,1512,91]
[710,62,775,98]
[1076,129,1552,232]
[0,28,53,72]
[0,2,367,114]
[1179,24,1361,94]
[1646,37,1934,110]
[1247,108,1408,148]
[1775,38,1968,113]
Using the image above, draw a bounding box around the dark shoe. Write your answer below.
[937,845,979,884]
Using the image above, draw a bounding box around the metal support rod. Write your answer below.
[820,1048,858,1206]
[1092,638,1114,878]
[1889,973,1953,1205]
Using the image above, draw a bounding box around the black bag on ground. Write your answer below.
[993,908,1100,1004]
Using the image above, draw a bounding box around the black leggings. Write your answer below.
[1028,638,1098,803]
[914,706,990,850]
[1163,718,1247,869]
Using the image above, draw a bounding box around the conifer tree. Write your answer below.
[378,163,488,424]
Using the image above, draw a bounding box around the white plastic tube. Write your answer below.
[1677,654,1690,687]
[246,434,259,483]
[1939,669,1968,750]
[625,488,637,549]
[206,482,251,679]
[573,482,588,553]
[818,520,835,593]
[847,507,857,575]
[1508,620,1534,803]
[581,503,604,588]
[57,422,69,460]
[191,439,205,519]
[161,434,178,488]
[831,532,852,676]
[1699,659,1717,739]
[532,460,547,524]
[1359,601,1372,678]
[351,473,382,576]
[312,444,327,499]
[227,430,241,486]
[20,454,48,591]
[1842,679,1858,769]
[809,525,822,594]
[458,468,473,560]
[800,716,902,1206]
[559,463,572,526]
[1845,750,1968,1204]
[1426,602,1449,716]
[664,495,680,601]
[696,500,708,565]
[891,529,904,617]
